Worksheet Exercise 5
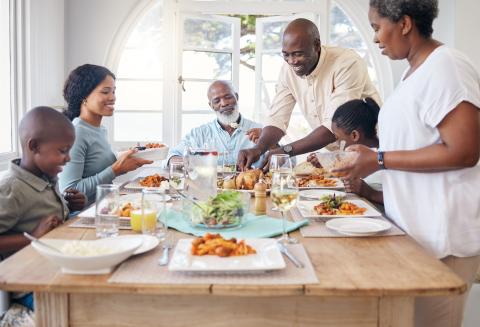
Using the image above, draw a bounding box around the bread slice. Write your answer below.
[294,161,326,176]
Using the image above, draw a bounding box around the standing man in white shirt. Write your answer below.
[237,18,380,170]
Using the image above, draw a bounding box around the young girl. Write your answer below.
[331,97,383,204]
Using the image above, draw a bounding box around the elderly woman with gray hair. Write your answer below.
[336,1,480,326]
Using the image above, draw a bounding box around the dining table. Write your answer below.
[0,193,465,327]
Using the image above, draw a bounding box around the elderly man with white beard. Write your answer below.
[166,80,266,168]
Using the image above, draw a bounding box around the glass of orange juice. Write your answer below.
[130,189,167,240]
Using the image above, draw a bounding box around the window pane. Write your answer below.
[261,53,283,81]
[330,5,378,85]
[182,51,232,80]
[117,48,163,79]
[114,112,163,142]
[116,1,163,79]
[184,18,233,50]
[181,113,215,137]
[115,80,163,111]
[262,21,287,51]
[182,81,212,111]
[0,0,12,154]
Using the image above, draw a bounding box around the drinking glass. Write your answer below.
[269,153,293,173]
[135,188,168,241]
[271,171,299,244]
[221,151,236,179]
[95,184,120,238]
[269,154,293,211]
[185,147,218,201]
[169,161,185,199]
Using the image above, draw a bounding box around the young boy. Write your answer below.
[0,106,86,310]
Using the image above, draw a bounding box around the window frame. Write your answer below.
[0,0,23,171]
[105,0,393,149]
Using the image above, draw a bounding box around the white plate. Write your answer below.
[326,218,391,236]
[168,238,286,272]
[131,147,169,161]
[115,234,160,255]
[297,177,344,189]
[123,177,170,191]
[299,189,346,200]
[297,199,382,218]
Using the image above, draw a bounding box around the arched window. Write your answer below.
[109,0,392,148]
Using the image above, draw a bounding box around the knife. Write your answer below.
[277,242,304,268]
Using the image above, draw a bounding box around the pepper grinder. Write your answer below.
[254,180,267,216]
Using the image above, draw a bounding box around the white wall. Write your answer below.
[454,0,480,72]
[64,0,140,74]
[27,0,65,108]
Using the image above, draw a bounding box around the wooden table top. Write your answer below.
[0,198,465,298]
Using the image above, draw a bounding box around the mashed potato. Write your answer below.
[60,241,116,256]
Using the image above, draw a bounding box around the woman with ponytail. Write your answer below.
[60,64,152,204]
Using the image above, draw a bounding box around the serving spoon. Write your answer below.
[24,232,63,254]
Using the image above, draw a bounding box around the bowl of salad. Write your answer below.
[184,191,250,229]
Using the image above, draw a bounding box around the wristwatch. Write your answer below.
[282,144,294,156]
[377,151,386,170]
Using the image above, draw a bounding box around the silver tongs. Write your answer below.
[277,242,304,268]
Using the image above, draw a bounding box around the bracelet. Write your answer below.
[377,151,386,170]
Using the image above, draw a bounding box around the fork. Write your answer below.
[158,232,174,266]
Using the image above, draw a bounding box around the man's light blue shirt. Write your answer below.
[167,115,265,167]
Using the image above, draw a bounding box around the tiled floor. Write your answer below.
[464,283,480,326]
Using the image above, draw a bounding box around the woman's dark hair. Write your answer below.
[332,97,380,139]
[63,64,115,120]
[369,0,438,38]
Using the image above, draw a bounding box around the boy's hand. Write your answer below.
[31,215,62,238]
[64,188,87,211]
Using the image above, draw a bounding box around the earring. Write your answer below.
[82,99,87,105]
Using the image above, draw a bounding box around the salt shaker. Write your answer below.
[254,180,267,216]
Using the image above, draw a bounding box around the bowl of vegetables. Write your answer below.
[184,191,250,229]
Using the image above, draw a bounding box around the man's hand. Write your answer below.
[258,147,287,171]
[307,152,321,167]
[237,148,263,171]
[31,215,62,238]
[245,128,262,144]
[64,188,87,211]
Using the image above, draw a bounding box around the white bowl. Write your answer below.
[132,146,169,161]
[31,237,143,274]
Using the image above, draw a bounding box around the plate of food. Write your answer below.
[299,189,346,200]
[131,143,169,161]
[168,234,285,272]
[124,174,170,190]
[77,193,171,219]
[326,218,391,236]
[297,194,381,218]
[296,175,344,189]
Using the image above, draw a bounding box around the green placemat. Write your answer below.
[164,210,309,239]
